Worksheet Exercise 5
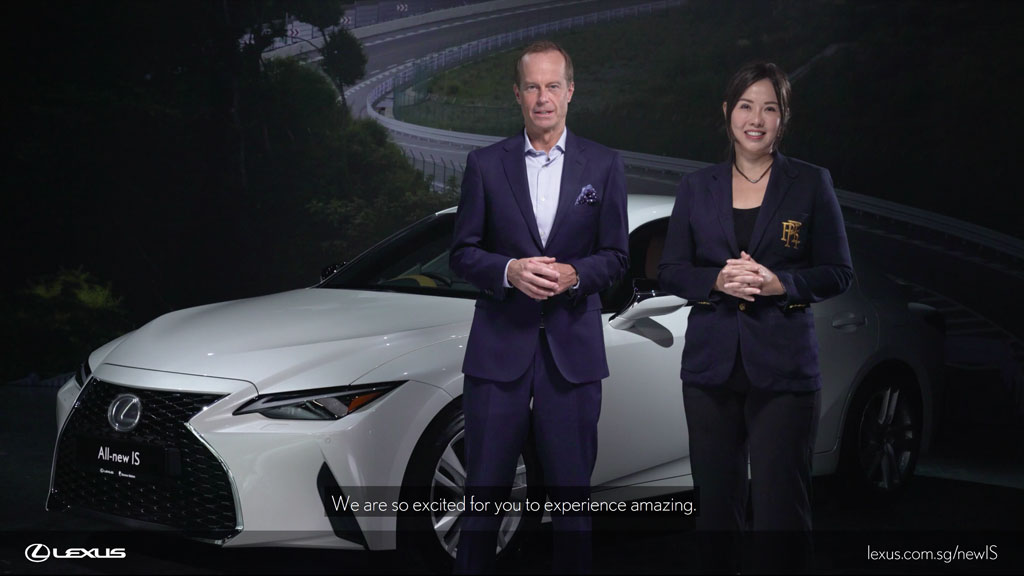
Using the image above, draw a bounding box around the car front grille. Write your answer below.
[50,378,238,539]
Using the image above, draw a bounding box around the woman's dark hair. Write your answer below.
[723,62,791,153]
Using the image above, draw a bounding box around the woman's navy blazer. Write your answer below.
[658,153,854,391]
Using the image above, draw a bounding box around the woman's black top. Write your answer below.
[725,206,761,392]
[733,206,760,253]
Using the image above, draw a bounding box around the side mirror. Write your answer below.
[609,280,687,330]
[320,262,347,282]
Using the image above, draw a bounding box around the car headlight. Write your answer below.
[233,381,405,420]
[74,359,93,389]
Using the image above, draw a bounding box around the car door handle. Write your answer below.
[831,312,867,332]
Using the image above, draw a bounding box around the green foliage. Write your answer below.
[395,77,521,135]
[393,0,1022,236]
[322,28,369,90]
[395,1,844,159]
[237,55,451,290]
[307,119,458,259]
[444,174,460,197]
[289,1,350,37]
[427,59,519,105]
[6,0,460,378]
[284,1,365,92]
[3,269,132,380]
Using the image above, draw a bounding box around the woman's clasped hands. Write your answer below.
[715,251,785,301]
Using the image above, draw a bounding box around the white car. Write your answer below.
[49,195,944,568]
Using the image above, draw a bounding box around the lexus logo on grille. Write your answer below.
[108,394,142,432]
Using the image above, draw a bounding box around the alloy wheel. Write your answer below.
[856,383,919,491]
[429,429,530,557]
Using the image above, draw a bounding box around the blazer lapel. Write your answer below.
[749,153,797,256]
[546,130,586,249]
[711,162,739,256]
[501,135,544,250]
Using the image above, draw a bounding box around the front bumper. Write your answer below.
[49,364,454,550]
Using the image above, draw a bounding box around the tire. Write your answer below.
[838,375,923,500]
[398,403,543,572]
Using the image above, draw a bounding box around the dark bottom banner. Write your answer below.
[2,528,1022,574]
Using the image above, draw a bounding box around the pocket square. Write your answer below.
[575,184,599,206]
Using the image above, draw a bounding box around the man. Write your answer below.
[449,40,628,573]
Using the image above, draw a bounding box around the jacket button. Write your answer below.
[739,303,747,312]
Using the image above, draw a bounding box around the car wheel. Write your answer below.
[398,404,542,572]
[839,375,923,499]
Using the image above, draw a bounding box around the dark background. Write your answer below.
[3,0,456,381]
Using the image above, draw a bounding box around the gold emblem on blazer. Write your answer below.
[781,220,803,248]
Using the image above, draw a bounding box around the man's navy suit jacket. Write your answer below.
[450,129,629,384]
[658,153,854,391]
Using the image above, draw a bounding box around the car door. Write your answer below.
[812,257,880,455]
[593,218,692,487]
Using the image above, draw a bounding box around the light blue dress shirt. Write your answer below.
[524,128,567,246]
[503,129,576,289]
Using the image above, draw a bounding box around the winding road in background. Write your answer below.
[347,0,681,196]
[347,0,1024,373]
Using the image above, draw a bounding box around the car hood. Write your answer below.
[102,288,473,392]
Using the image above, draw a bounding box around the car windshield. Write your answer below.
[318,212,480,298]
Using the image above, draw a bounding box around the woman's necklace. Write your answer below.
[734,160,773,184]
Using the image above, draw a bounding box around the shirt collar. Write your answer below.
[524,128,568,157]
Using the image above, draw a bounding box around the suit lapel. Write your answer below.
[749,153,797,256]
[501,134,543,250]
[711,162,739,256]
[545,130,586,248]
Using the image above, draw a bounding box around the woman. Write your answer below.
[658,62,853,570]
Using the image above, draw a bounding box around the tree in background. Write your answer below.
[3,269,132,380]
[308,117,457,259]
[4,0,447,380]
[322,28,369,96]
[286,1,367,97]
[289,0,351,45]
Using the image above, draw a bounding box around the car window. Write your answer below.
[318,213,480,299]
[322,212,672,305]
[600,218,670,313]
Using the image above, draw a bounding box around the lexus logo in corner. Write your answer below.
[24,543,127,562]
[25,543,50,562]
[108,394,142,432]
